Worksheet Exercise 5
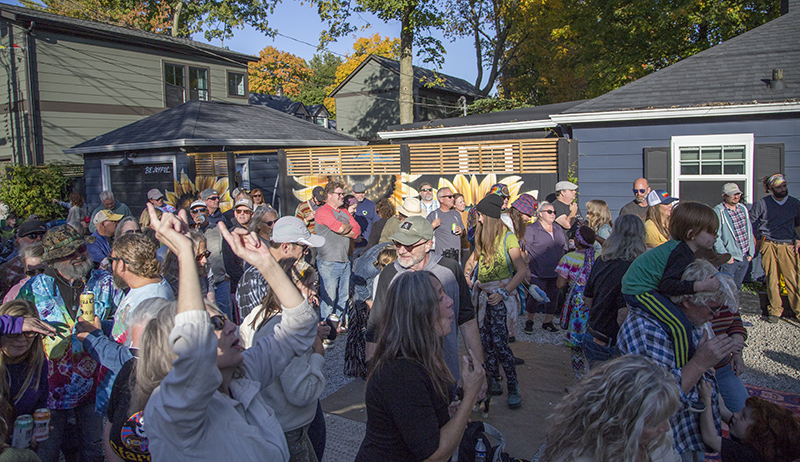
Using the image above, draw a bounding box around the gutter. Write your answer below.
[378,119,557,139]
[63,138,366,154]
[551,102,800,124]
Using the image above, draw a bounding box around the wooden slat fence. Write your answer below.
[284,146,402,176]
[408,139,558,174]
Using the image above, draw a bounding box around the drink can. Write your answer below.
[33,408,50,442]
[451,223,458,234]
[12,415,33,448]
[80,291,95,321]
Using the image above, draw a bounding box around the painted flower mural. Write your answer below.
[165,170,233,212]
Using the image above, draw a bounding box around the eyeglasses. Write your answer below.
[190,208,207,214]
[209,314,227,331]
[332,191,344,196]
[235,209,252,215]
[252,193,263,198]
[633,189,648,194]
[5,332,39,340]
[261,220,276,227]
[441,195,454,199]
[703,303,724,314]
[124,229,142,235]
[206,196,220,201]
[420,188,433,192]
[195,250,211,262]
[25,265,46,277]
[392,240,427,252]
[541,210,556,215]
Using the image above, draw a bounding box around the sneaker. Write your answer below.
[524,320,534,333]
[764,315,780,324]
[488,376,503,396]
[507,384,522,409]
[323,339,336,349]
[514,356,525,365]
[508,336,516,343]
[542,322,559,332]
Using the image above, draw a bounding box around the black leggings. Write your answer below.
[525,276,560,315]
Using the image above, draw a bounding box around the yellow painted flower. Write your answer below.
[165,170,233,212]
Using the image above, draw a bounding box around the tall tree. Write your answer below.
[20,0,287,41]
[248,46,312,96]
[312,0,445,123]
[323,34,400,116]
[296,51,343,108]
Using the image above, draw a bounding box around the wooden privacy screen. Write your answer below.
[408,139,558,174]
[191,152,229,177]
[284,146,402,176]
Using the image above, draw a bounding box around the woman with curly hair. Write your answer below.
[541,355,681,462]
[699,380,800,462]
[585,199,612,255]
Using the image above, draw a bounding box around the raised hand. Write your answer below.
[146,204,192,255]
[218,223,274,269]
[22,317,56,337]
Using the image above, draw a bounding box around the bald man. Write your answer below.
[619,178,651,220]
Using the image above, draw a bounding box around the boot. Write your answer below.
[488,376,502,396]
[508,383,522,409]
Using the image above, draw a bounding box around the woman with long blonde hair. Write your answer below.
[541,355,681,462]
[644,190,678,249]
[585,199,612,254]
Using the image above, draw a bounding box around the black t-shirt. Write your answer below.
[721,437,760,462]
[552,200,571,230]
[106,359,149,461]
[585,258,632,341]
[355,359,450,462]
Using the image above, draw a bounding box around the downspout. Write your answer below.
[6,21,25,165]
[23,20,40,165]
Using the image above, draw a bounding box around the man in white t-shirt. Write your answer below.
[109,232,174,344]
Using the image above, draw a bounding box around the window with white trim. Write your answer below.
[671,134,754,206]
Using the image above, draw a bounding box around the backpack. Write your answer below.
[457,421,527,462]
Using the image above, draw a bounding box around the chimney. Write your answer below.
[782,0,800,14]
[276,85,283,98]
[770,69,786,90]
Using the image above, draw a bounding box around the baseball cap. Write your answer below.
[271,217,326,247]
[476,194,504,219]
[93,209,124,226]
[722,183,743,196]
[312,186,325,202]
[234,198,254,211]
[555,181,578,192]
[147,189,164,200]
[200,188,219,200]
[390,216,433,245]
[646,190,678,206]
[190,200,208,210]
[353,182,366,193]
[18,219,47,238]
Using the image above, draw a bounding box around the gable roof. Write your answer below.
[328,54,481,98]
[64,101,362,154]
[562,10,800,115]
[249,94,309,116]
[307,104,330,118]
[0,3,255,64]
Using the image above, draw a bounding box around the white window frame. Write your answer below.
[101,154,178,193]
[670,133,754,200]
[236,158,251,190]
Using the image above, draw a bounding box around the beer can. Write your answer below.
[80,291,95,321]
[12,414,33,448]
[33,408,50,442]
[451,223,458,235]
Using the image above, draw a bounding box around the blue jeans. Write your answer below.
[307,400,326,461]
[318,260,351,321]
[38,401,104,462]
[721,259,750,290]
[581,331,618,370]
[214,280,233,320]
[715,362,749,413]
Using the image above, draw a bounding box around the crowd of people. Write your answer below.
[0,174,798,462]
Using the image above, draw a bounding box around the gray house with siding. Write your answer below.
[65,100,362,216]
[329,54,481,141]
[553,2,800,215]
[0,3,254,167]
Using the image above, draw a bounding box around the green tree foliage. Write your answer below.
[500,0,781,105]
[465,97,529,115]
[20,0,283,41]
[0,164,70,221]
[297,51,343,108]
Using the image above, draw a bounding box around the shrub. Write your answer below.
[0,163,70,221]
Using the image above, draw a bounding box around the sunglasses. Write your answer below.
[633,189,648,194]
[6,332,39,340]
[57,245,87,261]
[235,209,252,215]
[206,196,220,201]
[541,210,556,215]
[191,208,207,214]
[441,195,454,199]
[25,265,46,277]
[420,188,433,192]
[261,220,276,227]
[108,255,127,265]
[209,314,227,331]
[196,250,211,262]
[392,240,426,252]
[332,191,345,196]
[22,232,45,240]
[124,229,142,235]
[252,194,263,198]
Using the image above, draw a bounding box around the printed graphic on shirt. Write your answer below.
[114,411,149,461]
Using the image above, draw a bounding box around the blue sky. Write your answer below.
[191,1,483,87]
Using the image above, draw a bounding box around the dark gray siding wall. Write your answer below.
[241,152,281,210]
[335,60,400,140]
[572,115,800,216]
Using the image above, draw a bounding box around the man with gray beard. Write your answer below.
[18,224,123,462]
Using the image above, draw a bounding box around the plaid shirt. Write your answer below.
[726,205,750,255]
[18,269,123,409]
[618,306,720,454]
